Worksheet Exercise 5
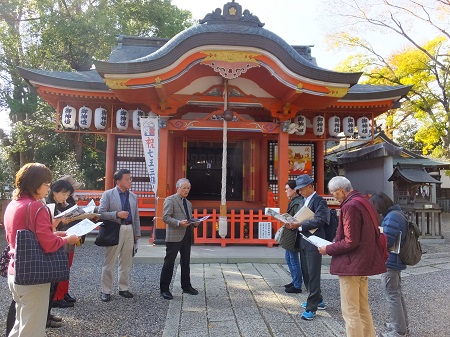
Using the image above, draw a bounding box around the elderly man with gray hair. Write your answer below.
[160,178,200,300]
[318,176,386,337]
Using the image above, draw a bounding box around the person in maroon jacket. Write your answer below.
[318,176,386,337]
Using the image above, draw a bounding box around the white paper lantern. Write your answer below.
[94,107,107,130]
[62,105,76,129]
[357,116,370,137]
[116,108,129,131]
[342,116,355,137]
[328,115,340,137]
[132,109,145,131]
[313,115,325,136]
[293,114,306,136]
[78,106,92,129]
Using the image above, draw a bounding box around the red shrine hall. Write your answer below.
[18,1,411,246]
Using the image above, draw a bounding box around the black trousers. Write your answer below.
[300,247,323,312]
[159,228,192,292]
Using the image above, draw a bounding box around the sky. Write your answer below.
[171,0,438,70]
[171,0,340,69]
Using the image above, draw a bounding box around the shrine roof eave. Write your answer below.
[17,67,110,92]
[93,24,362,85]
[342,84,413,101]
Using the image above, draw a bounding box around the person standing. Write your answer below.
[283,181,303,293]
[47,179,77,310]
[4,163,79,337]
[369,192,409,337]
[287,174,329,320]
[318,176,386,337]
[99,169,141,302]
[160,178,199,300]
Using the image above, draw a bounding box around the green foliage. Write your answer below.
[0,0,194,188]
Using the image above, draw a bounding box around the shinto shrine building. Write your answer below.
[18,1,411,245]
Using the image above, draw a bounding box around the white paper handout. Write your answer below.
[65,219,100,237]
[265,209,298,224]
[189,215,210,224]
[54,199,98,221]
[301,233,332,247]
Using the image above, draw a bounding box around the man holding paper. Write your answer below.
[287,174,330,321]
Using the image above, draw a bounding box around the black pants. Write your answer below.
[160,229,192,292]
[300,247,323,312]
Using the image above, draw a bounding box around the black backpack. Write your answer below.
[398,220,422,266]
[324,209,338,242]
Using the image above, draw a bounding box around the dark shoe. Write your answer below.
[161,291,173,300]
[52,299,74,308]
[46,320,62,328]
[119,290,134,298]
[284,282,293,288]
[182,286,199,295]
[48,314,62,322]
[100,292,111,302]
[285,285,302,293]
[64,293,76,303]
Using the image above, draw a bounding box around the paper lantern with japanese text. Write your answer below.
[357,116,370,137]
[342,116,355,137]
[94,107,107,130]
[313,115,325,136]
[328,115,340,137]
[116,108,129,131]
[132,109,145,131]
[293,114,306,136]
[78,106,92,129]
[62,105,76,129]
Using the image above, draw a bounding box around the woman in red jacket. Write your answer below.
[4,163,79,337]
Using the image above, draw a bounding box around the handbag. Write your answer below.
[14,202,69,285]
[275,226,298,251]
[94,220,121,246]
[0,245,10,278]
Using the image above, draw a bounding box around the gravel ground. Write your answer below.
[1,213,450,337]
[0,234,168,337]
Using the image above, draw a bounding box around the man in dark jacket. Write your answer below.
[288,174,330,321]
[319,176,386,337]
[369,192,409,337]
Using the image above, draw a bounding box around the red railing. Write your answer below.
[192,209,281,247]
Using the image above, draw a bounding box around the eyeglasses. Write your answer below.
[122,177,133,182]
[43,183,51,187]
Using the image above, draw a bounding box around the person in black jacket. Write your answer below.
[287,174,330,321]
[282,180,303,293]
[369,192,409,337]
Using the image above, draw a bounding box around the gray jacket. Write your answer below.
[162,193,193,242]
[99,187,141,237]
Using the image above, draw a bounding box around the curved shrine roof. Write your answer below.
[94,17,362,85]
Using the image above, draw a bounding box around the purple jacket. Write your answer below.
[326,190,387,276]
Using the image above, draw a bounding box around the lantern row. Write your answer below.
[293,115,371,138]
[62,106,153,131]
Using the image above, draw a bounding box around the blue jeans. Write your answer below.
[285,249,302,289]
[381,268,409,335]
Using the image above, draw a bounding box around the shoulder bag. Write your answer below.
[14,202,69,285]
[274,226,298,251]
[94,220,121,246]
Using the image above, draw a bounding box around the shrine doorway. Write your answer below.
[187,141,243,201]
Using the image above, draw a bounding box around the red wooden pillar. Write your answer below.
[105,133,115,190]
[277,130,289,213]
[316,140,325,195]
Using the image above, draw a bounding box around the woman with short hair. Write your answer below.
[4,163,79,337]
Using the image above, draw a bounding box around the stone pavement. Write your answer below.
[131,238,450,337]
